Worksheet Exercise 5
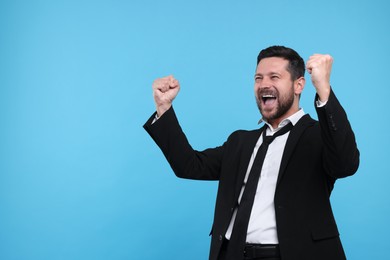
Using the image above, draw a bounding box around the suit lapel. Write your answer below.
[232,126,266,205]
[276,114,315,186]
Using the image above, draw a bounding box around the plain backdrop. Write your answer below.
[1,0,389,259]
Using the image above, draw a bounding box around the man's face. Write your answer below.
[254,57,298,124]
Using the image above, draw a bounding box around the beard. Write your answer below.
[256,85,295,122]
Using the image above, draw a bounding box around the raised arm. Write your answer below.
[144,76,223,181]
[307,54,360,178]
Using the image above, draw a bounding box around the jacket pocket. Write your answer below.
[311,226,340,241]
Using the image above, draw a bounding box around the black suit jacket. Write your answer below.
[144,90,359,260]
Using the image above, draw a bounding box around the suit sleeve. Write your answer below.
[315,89,360,178]
[143,107,223,180]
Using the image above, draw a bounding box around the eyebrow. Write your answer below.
[254,72,282,77]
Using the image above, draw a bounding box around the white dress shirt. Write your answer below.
[225,109,305,244]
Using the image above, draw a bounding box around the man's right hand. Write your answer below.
[153,75,180,117]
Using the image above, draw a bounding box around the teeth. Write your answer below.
[262,94,275,98]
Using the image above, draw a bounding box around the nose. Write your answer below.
[256,82,272,91]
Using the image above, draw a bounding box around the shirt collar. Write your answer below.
[258,108,305,132]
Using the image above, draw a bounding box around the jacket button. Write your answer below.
[219,235,223,241]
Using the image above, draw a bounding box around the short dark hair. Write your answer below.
[257,46,305,81]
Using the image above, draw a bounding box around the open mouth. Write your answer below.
[262,94,277,106]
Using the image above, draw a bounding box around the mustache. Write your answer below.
[257,88,279,98]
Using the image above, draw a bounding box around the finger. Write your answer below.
[166,75,176,85]
[309,54,333,65]
[306,59,316,72]
[161,81,171,92]
[306,55,322,70]
[153,79,170,93]
[170,79,179,89]
[170,76,179,87]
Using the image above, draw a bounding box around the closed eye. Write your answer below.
[254,75,263,81]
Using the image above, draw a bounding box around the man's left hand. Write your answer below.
[306,54,333,102]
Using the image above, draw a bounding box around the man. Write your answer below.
[143,46,359,260]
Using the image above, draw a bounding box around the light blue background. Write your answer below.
[1,0,389,259]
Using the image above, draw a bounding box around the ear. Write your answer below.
[294,77,305,95]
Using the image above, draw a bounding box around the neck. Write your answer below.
[267,106,300,129]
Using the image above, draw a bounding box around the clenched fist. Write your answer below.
[153,75,180,117]
[306,54,333,102]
